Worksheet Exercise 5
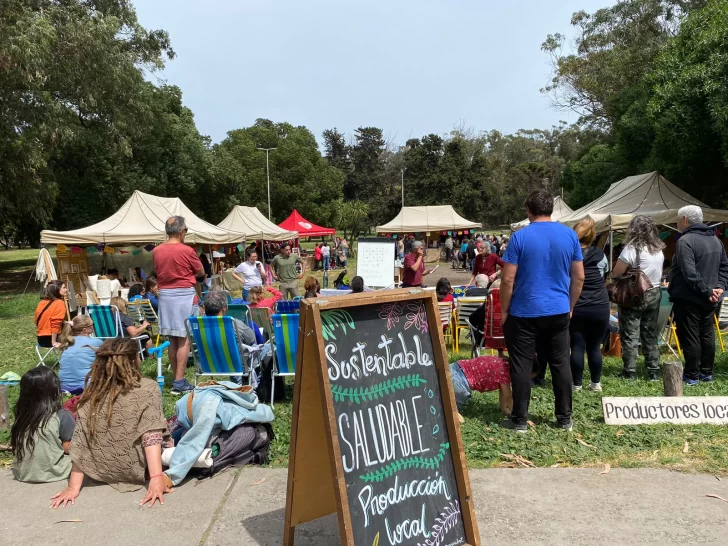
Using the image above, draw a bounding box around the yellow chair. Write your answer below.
[715,299,728,353]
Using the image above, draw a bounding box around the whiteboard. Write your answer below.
[356,238,396,288]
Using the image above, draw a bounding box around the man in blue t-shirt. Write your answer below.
[500,189,585,432]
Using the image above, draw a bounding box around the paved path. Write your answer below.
[3,467,728,545]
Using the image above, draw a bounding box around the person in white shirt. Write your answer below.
[232,248,267,301]
[611,215,665,381]
[321,242,331,271]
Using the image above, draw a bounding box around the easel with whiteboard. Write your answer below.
[356,237,396,288]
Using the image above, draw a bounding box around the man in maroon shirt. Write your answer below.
[401,241,435,287]
[466,243,505,288]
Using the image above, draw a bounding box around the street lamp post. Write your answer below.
[401,168,406,207]
[257,147,277,220]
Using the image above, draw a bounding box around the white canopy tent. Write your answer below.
[558,172,728,231]
[217,206,298,241]
[376,205,481,233]
[510,195,574,231]
[41,190,246,245]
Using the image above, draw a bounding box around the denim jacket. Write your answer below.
[165,382,274,485]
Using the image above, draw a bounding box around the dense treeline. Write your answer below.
[2,0,727,247]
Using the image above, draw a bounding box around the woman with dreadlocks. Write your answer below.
[51,338,173,508]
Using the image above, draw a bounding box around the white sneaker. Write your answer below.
[588,382,603,392]
[572,385,582,392]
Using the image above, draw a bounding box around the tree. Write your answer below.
[332,199,370,241]
[0,0,173,244]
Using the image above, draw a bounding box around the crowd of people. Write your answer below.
[17,201,728,509]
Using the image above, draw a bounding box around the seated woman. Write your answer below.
[247,285,282,309]
[144,277,160,312]
[11,367,75,483]
[51,338,173,508]
[436,278,455,307]
[58,316,103,394]
[35,280,67,349]
[110,297,152,352]
[303,276,320,295]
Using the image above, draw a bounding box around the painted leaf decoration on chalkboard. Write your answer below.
[330,375,426,404]
[378,302,403,330]
[404,300,429,333]
[359,443,449,483]
[321,310,355,341]
[418,500,462,546]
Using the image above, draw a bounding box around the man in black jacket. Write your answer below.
[668,205,728,385]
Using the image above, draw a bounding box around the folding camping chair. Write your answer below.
[227,303,251,324]
[437,302,455,351]
[657,288,681,358]
[138,299,159,337]
[271,313,300,407]
[471,288,506,358]
[86,304,147,357]
[715,298,728,353]
[274,299,301,314]
[186,315,264,386]
[454,296,487,353]
[35,344,59,367]
[249,306,274,341]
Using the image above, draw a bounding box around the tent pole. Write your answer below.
[609,230,613,277]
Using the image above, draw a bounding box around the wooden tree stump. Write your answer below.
[0,386,8,429]
[663,361,684,397]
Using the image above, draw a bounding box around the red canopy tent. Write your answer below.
[278,209,336,238]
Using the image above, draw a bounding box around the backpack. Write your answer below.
[607,247,653,308]
[198,423,274,479]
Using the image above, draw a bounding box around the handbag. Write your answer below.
[607,247,653,308]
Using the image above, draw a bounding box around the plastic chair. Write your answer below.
[249,306,274,341]
[454,296,487,353]
[86,304,147,356]
[271,313,300,407]
[186,315,263,386]
[227,303,251,324]
[437,302,454,350]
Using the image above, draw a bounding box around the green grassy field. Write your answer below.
[2,248,728,472]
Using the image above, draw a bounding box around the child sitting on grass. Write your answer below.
[11,367,75,483]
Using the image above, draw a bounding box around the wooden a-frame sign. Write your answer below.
[284,290,480,546]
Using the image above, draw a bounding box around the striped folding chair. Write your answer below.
[454,297,487,353]
[186,315,263,386]
[249,306,274,341]
[227,303,251,324]
[87,304,147,356]
[657,288,680,358]
[274,299,300,314]
[715,298,728,353]
[271,313,300,406]
[481,288,506,357]
[127,300,145,324]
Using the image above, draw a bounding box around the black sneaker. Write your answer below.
[699,373,714,382]
[556,419,573,431]
[619,371,637,381]
[647,371,660,382]
[500,419,528,433]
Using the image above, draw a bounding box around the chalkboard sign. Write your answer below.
[284,290,479,546]
[357,237,396,288]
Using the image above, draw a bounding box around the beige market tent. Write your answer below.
[41,190,246,245]
[218,206,298,241]
[511,195,574,231]
[558,172,728,231]
[376,205,482,233]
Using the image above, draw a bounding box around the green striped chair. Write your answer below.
[186,315,263,386]
[87,304,146,356]
[271,313,299,406]
[227,303,251,324]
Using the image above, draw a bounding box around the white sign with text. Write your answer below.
[603,396,728,425]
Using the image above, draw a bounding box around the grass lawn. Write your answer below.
[2,248,728,473]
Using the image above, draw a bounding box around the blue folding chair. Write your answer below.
[87,304,147,356]
[271,313,299,406]
[186,315,264,386]
[274,299,300,314]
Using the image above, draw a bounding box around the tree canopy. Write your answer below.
[2,0,728,246]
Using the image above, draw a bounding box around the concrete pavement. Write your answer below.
[3,467,728,545]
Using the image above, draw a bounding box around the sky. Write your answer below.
[133,0,612,146]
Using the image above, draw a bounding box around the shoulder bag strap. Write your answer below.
[633,246,642,270]
[35,300,55,326]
